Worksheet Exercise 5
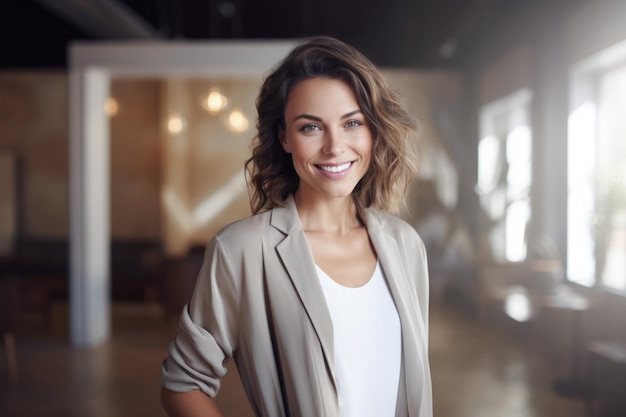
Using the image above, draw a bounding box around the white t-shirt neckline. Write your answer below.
[316,262,402,417]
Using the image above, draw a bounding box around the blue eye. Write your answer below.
[346,120,363,128]
[300,124,321,132]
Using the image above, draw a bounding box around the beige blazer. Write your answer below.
[162,195,433,417]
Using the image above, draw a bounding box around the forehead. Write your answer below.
[284,77,359,115]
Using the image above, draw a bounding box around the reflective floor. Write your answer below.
[1,301,586,417]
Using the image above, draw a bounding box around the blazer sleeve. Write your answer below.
[161,235,241,397]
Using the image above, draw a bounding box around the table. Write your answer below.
[498,284,594,397]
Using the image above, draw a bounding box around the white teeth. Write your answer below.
[319,162,351,173]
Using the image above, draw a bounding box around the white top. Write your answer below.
[316,262,402,417]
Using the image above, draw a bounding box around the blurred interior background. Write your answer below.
[1,0,626,416]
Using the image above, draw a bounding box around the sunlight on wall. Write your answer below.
[161,171,247,241]
[192,170,247,228]
[162,187,193,233]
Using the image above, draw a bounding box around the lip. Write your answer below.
[315,161,355,178]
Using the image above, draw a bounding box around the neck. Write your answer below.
[293,192,361,234]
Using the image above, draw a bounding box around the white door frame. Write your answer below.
[69,40,293,348]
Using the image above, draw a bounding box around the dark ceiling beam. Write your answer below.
[35,0,161,39]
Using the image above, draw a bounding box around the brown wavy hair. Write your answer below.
[245,35,419,216]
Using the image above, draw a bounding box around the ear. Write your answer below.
[279,128,291,153]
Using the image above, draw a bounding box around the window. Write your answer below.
[597,67,626,292]
[478,89,533,262]
[568,39,626,294]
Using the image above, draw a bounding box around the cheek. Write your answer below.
[290,140,317,160]
[360,136,374,170]
[359,134,374,156]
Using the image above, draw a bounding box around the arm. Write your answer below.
[161,387,224,417]
[161,237,241,414]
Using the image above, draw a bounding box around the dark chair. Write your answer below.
[159,245,205,316]
[0,274,19,380]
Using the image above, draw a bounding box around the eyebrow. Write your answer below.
[292,109,362,123]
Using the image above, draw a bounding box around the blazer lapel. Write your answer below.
[365,211,413,326]
[271,196,335,376]
[366,210,422,416]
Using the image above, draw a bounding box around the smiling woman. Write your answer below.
[279,78,373,203]
[161,35,432,417]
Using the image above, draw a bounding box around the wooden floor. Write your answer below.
[1,300,587,417]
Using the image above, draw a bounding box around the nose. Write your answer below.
[322,128,345,155]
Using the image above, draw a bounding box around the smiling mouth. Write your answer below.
[317,162,352,173]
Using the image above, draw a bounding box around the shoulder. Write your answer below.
[368,210,421,239]
[211,209,274,254]
[216,209,272,239]
[367,210,427,256]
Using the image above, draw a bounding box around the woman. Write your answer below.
[161,35,432,417]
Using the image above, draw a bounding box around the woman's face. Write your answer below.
[280,77,373,203]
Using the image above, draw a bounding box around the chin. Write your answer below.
[324,187,359,199]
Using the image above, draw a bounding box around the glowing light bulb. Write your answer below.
[104,97,119,117]
[168,115,186,134]
[226,108,249,133]
[202,88,228,114]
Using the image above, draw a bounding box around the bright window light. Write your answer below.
[478,89,533,262]
[506,199,530,262]
[477,135,500,194]
[597,65,626,292]
[567,102,597,287]
[506,125,532,199]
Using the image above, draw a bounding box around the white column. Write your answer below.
[69,67,111,348]
[68,40,295,349]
